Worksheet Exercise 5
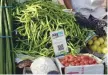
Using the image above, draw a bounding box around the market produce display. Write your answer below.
[87,36,107,54]
[0,0,107,74]
[12,0,92,57]
[59,54,98,67]
[0,0,15,73]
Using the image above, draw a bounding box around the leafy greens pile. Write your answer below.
[13,0,91,57]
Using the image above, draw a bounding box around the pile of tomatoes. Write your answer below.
[59,54,98,67]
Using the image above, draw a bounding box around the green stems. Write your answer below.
[0,0,15,74]
[0,0,4,73]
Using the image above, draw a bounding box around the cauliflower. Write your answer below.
[30,57,59,74]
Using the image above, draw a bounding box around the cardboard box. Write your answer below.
[55,54,104,74]
[50,30,104,74]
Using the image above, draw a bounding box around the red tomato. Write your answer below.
[80,55,86,59]
[80,62,85,65]
[84,61,89,65]
[92,59,97,63]
[65,55,69,59]
[68,57,75,62]
[76,63,80,66]
[64,57,68,62]
[68,58,72,62]
[68,54,74,58]
[81,55,89,60]
[77,58,81,62]
[70,62,76,66]
[70,58,75,62]
[72,57,77,61]
[88,60,93,64]
[61,55,98,66]
[74,60,78,63]
[64,59,68,63]
[93,62,97,64]
[60,59,67,65]
[74,56,77,59]
[65,54,73,59]
[64,63,69,67]
[61,61,65,66]
[75,60,80,64]
[91,59,97,64]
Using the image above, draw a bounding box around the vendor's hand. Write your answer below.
[102,0,107,9]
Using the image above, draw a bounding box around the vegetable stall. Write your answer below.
[0,0,107,74]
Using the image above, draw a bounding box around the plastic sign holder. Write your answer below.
[50,29,68,57]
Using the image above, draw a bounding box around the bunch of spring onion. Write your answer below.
[0,0,15,74]
[12,0,92,57]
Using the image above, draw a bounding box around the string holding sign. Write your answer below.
[0,36,12,38]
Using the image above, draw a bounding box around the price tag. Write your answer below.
[50,30,68,56]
